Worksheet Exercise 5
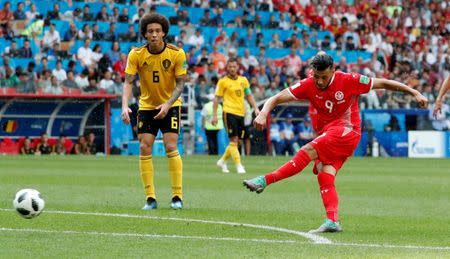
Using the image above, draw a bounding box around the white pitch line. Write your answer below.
[0,208,330,244]
[0,228,297,244]
[2,209,450,251]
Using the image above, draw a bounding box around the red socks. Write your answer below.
[318,172,339,222]
[265,150,311,185]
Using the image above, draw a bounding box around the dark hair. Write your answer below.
[311,53,334,71]
[139,13,169,38]
[227,57,238,64]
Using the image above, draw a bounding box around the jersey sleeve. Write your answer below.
[347,72,373,95]
[174,49,187,77]
[215,78,225,97]
[243,77,251,95]
[288,78,310,100]
[124,49,138,75]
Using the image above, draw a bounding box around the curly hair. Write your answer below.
[139,13,169,39]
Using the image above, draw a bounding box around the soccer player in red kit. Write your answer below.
[243,53,428,233]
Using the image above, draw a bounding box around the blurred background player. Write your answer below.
[212,58,260,174]
[202,93,223,155]
[121,13,187,210]
[244,53,428,233]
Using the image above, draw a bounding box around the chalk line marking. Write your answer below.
[2,209,450,251]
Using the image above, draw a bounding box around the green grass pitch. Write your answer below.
[0,155,449,258]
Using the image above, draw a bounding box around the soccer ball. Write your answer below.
[13,189,45,219]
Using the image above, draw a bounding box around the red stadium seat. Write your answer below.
[0,138,19,154]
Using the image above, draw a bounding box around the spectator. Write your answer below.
[20,137,35,155]
[0,66,19,87]
[63,22,78,41]
[41,23,61,51]
[99,71,114,92]
[109,72,123,94]
[266,14,279,29]
[52,60,67,83]
[86,132,97,154]
[13,2,26,20]
[46,3,61,20]
[35,133,52,155]
[61,7,82,22]
[113,53,127,79]
[118,8,129,23]
[132,8,145,24]
[285,47,302,77]
[52,135,67,155]
[78,24,93,41]
[279,13,290,30]
[2,20,14,39]
[77,38,94,67]
[61,70,78,88]
[297,117,314,146]
[71,135,89,154]
[37,57,50,76]
[110,7,119,23]
[109,41,121,64]
[103,23,117,42]
[44,75,63,94]
[120,25,138,42]
[241,49,259,70]
[320,35,332,50]
[75,69,89,89]
[270,122,283,155]
[92,23,104,41]
[91,44,103,64]
[238,27,255,48]
[269,33,283,48]
[81,4,94,21]
[18,39,33,58]
[188,28,205,48]
[256,65,270,88]
[95,5,109,22]
[209,45,227,73]
[4,40,20,57]
[265,81,280,98]
[16,71,36,93]
[83,78,98,93]
[212,7,223,26]
[200,9,213,26]
[0,2,14,27]
[279,114,296,155]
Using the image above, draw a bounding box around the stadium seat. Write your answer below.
[48,138,57,147]
[0,138,19,155]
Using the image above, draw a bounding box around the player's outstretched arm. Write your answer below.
[245,93,260,116]
[154,75,186,119]
[253,89,296,131]
[121,73,134,124]
[433,76,450,118]
[372,78,428,108]
[211,96,221,126]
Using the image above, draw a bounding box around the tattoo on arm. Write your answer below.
[125,73,134,84]
[167,76,186,105]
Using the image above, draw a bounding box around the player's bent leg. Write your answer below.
[243,144,318,193]
[163,133,183,209]
[139,133,157,209]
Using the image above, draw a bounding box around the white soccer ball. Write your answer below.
[13,189,45,219]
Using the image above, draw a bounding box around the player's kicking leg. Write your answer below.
[243,145,317,193]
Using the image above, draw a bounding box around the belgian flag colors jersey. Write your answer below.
[125,43,187,110]
[215,76,250,116]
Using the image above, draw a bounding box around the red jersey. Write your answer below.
[289,71,372,134]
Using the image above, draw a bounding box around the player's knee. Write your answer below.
[300,144,317,159]
[140,142,152,154]
[164,143,177,152]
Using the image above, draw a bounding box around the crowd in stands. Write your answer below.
[0,0,449,109]
[0,132,98,155]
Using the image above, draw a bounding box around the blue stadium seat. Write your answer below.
[156,5,177,17]
[10,58,34,70]
[222,9,243,25]
[184,7,205,25]
[115,22,129,34]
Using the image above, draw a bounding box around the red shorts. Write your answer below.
[309,126,361,173]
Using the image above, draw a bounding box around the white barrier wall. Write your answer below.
[408,131,445,158]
